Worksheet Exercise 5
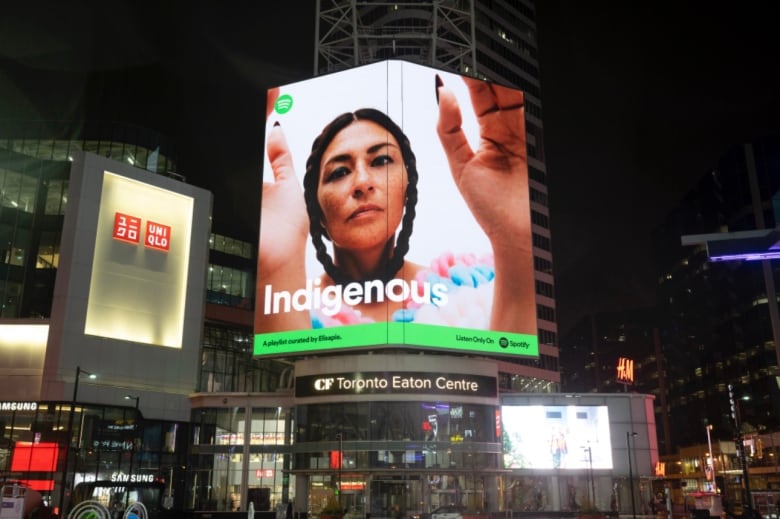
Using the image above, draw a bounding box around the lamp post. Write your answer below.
[583,443,595,506]
[123,395,140,507]
[728,384,753,515]
[626,432,638,519]
[336,432,343,510]
[58,366,96,515]
[124,395,140,409]
[705,425,714,490]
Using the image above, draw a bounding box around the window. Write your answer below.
[534,256,553,275]
[537,304,556,322]
[44,179,68,215]
[532,233,550,251]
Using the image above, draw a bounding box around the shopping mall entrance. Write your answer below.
[305,473,486,519]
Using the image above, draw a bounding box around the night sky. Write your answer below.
[2,1,779,334]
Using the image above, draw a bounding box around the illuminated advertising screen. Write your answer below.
[84,171,194,348]
[255,60,538,358]
[501,405,613,470]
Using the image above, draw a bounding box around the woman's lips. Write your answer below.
[348,204,383,221]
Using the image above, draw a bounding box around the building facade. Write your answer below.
[314,0,559,390]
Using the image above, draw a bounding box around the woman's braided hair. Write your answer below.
[303,108,419,284]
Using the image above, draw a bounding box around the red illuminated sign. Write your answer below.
[330,450,343,469]
[113,213,141,244]
[145,221,171,251]
[19,480,55,491]
[112,212,171,252]
[11,442,59,472]
[255,469,274,478]
[616,356,635,384]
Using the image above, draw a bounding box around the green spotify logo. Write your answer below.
[275,94,294,114]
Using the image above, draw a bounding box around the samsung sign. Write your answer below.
[296,372,496,398]
[0,402,38,411]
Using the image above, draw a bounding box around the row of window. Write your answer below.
[536,279,554,298]
[0,122,177,175]
[532,232,550,251]
[475,52,540,98]
[537,304,555,322]
[210,233,254,259]
[531,210,549,228]
[530,187,547,206]
[529,165,546,184]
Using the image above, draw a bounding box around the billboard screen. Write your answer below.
[501,405,613,470]
[84,171,194,348]
[255,60,538,358]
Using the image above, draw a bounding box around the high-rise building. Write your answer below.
[653,137,780,449]
[315,0,559,392]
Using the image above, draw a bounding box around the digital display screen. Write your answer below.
[255,60,538,358]
[501,405,613,469]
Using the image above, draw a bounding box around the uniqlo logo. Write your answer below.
[145,220,171,252]
[113,213,141,244]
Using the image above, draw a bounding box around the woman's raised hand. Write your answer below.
[261,88,310,277]
[436,76,529,244]
[436,76,536,335]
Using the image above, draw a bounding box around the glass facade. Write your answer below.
[190,406,294,512]
[0,402,188,514]
[0,122,178,319]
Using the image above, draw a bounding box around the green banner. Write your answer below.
[254,323,538,358]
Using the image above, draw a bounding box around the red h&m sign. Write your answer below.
[113,213,141,244]
[145,221,171,252]
[616,356,634,384]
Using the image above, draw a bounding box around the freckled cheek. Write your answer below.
[318,190,343,223]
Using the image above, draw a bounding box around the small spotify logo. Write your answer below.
[275,94,294,114]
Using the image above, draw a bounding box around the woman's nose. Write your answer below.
[352,162,374,197]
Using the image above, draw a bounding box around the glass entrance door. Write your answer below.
[370,477,421,519]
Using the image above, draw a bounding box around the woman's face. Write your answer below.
[317,119,409,252]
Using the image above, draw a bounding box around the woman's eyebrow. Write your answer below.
[323,153,351,168]
[367,141,398,154]
[323,141,399,168]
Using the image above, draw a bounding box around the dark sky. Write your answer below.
[2,1,779,335]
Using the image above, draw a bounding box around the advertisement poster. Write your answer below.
[501,405,613,469]
[255,60,538,358]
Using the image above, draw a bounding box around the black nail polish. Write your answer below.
[435,74,443,105]
[273,121,280,127]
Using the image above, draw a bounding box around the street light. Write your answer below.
[335,432,343,510]
[58,366,96,514]
[124,395,140,408]
[728,384,754,516]
[583,443,595,506]
[124,395,141,506]
[705,425,714,490]
[626,432,638,519]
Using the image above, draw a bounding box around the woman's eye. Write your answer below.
[371,154,394,167]
[325,166,350,182]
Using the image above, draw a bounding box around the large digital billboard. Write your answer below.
[501,405,613,470]
[255,60,538,358]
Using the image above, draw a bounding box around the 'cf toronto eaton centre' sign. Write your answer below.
[296,371,497,398]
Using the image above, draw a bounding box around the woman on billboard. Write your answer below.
[258,72,535,338]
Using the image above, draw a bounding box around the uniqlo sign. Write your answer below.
[113,212,171,252]
[113,213,141,244]
[146,221,171,251]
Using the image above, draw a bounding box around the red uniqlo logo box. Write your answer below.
[145,220,171,251]
[113,212,141,244]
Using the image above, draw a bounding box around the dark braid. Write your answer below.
[303,108,419,285]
